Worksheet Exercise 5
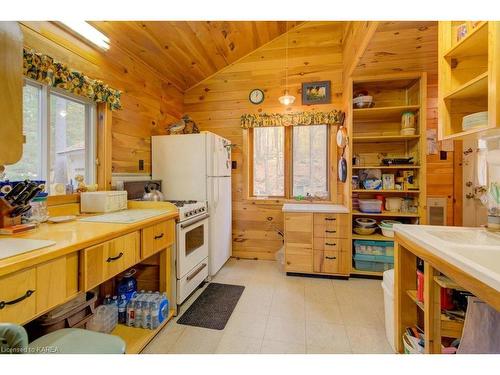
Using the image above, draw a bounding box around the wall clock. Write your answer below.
[249,89,264,104]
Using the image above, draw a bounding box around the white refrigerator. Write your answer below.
[152,132,232,276]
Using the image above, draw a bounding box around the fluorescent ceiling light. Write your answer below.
[60,21,110,50]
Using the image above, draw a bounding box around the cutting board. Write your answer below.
[0,238,56,261]
[78,209,171,224]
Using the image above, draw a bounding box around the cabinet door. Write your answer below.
[285,245,313,273]
[0,22,23,165]
[0,268,36,324]
[284,213,313,246]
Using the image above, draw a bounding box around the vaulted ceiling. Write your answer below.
[90,21,301,91]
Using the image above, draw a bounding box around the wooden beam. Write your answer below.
[342,21,379,79]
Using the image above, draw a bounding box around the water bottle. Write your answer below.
[142,300,151,329]
[126,297,136,327]
[118,295,127,324]
[103,294,112,305]
[134,295,144,328]
[158,293,169,323]
[150,301,159,330]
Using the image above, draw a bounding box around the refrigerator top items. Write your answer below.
[152,132,231,201]
[167,200,207,222]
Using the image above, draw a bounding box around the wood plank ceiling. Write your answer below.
[353,21,438,78]
[91,21,301,91]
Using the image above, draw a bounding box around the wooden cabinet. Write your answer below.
[284,212,349,276]
[438,21,500,139]
[141,220,175,259]
[0,267,36,324]
[81,231,139,290]
[0,22,24,166]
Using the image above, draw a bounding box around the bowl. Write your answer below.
[353,95,374,108]
[355,218,377,228]
[400,128,416,136]
[380,220,402,228]
[353,226,377,235]
[379,225,395,238]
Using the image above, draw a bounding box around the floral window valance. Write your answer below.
[240,110,344,129]
[23,48,122,110]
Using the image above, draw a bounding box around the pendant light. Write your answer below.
[279,23,295,106]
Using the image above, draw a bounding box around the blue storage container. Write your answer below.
[353,240,394,256]
[354,253,394,272]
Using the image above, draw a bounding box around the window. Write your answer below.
[252,127,285,197]
[5,80,96,193]
[249,124,329,199]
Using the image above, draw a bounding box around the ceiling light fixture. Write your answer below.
[279,22,295,106]
[60,21,110,50]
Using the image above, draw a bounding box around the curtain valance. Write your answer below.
[23,48,122,110]
[240,110,344,129]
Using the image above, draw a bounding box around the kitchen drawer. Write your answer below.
[284,213,313,246]
[313,213,349,238]
[313,251,340,274]
[0,267,36,324]
[82,231,139,290]
[141,220,175,259]
[285,245,313,273]
[313,238,350,252]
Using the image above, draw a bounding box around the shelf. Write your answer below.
[352,233,393,241]
[352,165,421,169]
[350,268,384,277]
[353,105,420,122]
[444,72,488,100]
[433,275,468,292]
[442,124,495,140]
[352,210,420,218]
[111,309,175,353]
[353,135,420,142]
[406,290,464,338]
[444,21,488,59]
[353,189,420,194]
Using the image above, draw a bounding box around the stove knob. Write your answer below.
[186,212,192,217]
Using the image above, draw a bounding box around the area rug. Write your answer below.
[177,283,245,330]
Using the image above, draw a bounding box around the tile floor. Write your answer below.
[142,258,394,354]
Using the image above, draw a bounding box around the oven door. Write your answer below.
[176,214,209,278]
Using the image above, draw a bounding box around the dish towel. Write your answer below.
[457,296,500,354]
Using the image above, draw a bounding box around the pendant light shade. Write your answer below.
[279,23,295,106]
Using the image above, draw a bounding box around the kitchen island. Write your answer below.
[0,200,178,353]
[393,225,500,354]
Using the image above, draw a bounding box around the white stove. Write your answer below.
[166,200,207,222]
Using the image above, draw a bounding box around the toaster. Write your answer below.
[80,191,128,213]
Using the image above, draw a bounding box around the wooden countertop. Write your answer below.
[0,201,178,277]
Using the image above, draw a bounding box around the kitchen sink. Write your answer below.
[423,227,500,248]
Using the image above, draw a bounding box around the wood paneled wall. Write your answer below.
[19,22,184,176]
[185,22,345,260]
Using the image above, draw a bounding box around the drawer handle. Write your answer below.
[187,263,207,281]
[106,252,124,262]
[325,230,336,233]
[325,242,337,246]
[154,233,164,240]
[325,256,337,260]
[0,289,35,309]
[324,218,336,221]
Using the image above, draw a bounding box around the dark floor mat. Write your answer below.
[177,283,245,330]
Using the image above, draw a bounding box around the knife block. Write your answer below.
[0,197,21,228]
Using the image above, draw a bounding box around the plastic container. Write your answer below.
[400,127,416,136]
[27,195,49,223]
[359,199,383,213]
[401,111,416,129]
[416,270,455,310]
[87,304,118,333]
[28,292,97,340]
[354,240,394,256]
[381,269,396,352]
[353,253,394,272]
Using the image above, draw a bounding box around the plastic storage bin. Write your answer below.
[353,253,394,272]
[358,199,383,213]
[87,305,118,333]
[381,269,396,352]
[353,240,394,256]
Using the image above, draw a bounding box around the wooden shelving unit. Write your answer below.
[438,21,500,139]
[112,309,175,354]
[347,72,427,277]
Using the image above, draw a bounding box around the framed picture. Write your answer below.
[302,81,331,105]
[382,174,395,190]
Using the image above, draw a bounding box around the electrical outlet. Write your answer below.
[139,159,144,171]
[232,161,237,169]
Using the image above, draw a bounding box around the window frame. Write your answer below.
[21,78,97,191]
[247,124,332,201]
